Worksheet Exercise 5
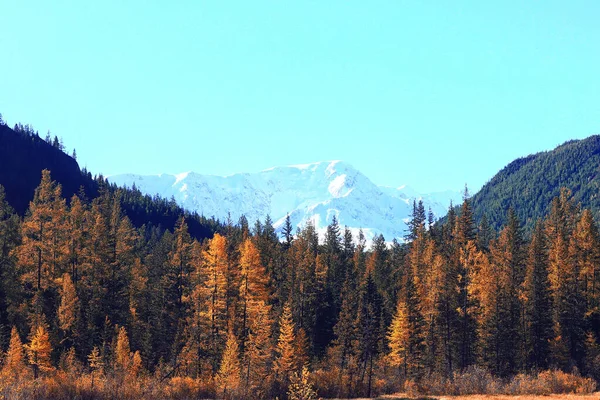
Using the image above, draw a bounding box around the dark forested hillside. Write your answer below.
[0,122,94,215]
[0,119,219,240]
[471,135,600,232]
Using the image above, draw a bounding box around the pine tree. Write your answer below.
[370,234,393,325]
[456,240,479,370]
[287,232,319,353]
[478,214,494,252]
[406,200,426,242]
[419,238,444,374]
[327,276,360,398]
[573,210,600,327]
[357,270,383,398]
[523,221,553,370]
[482,210,525,376]
[0,185,21,342]
[546,189,586,368]
[169,217,193,318]
[454,191,478,371]
[474,236,515,376]
[283,214,294,248]
[66,194,87,285]
[110,215,139,325]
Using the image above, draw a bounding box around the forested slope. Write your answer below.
[471,135,600,231]
[0,118,219,240]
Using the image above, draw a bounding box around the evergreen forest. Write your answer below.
[0,169,600,398]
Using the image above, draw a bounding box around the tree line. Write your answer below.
[0,170,600,398]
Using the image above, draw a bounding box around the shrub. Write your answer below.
[452,365,496,395]
[288,366,318,400]
[537,369,597,394]
[409,368,597,396]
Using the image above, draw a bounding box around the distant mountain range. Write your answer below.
[109,161,462,242]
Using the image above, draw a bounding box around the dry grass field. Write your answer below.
[373,394,600,400]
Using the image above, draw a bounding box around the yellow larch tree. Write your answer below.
[130,350,143,378]
[114,326,131,375]
[202,233,229,371]
[238,238,274,397]
[114,326,133,376]
[59,346,82,375]
[238,238,270,349]
[25,324,54,379]
[178,240,213,378]
[1,326,29,381]
[295,327,310,369]
[216,329,241,399]
[274,302,298,386]
[387,299,410,375]
[66,194,87,285]
[244,305,274,398]
[58,272,79,335]
[573,209,600,317]
[17,170,68,296]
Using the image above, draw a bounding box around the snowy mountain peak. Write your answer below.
[108,161,461,243]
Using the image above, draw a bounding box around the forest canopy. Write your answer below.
[0,169,599,398]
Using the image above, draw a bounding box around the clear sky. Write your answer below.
[1,1,599,193]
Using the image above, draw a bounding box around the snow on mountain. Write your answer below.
[108,161,462,243]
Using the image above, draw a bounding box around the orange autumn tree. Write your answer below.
[216,329,241,399]
[16,170,68,318]
[238,238,270,348]
[114,326,132,375]
[179,241,210,377]
[274,302,299,389]
[25,324,54,379]
[238,238,273,396]
[1,326,29,382]
[58,272,80,340]
[244,306,274,398]
[387,300,410,374]
[202,233,229,371]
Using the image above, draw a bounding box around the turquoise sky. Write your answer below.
[1,1,598,193]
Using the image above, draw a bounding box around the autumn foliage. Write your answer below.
[1,173,600,398]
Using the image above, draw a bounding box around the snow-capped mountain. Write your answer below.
[108,161,461,242]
